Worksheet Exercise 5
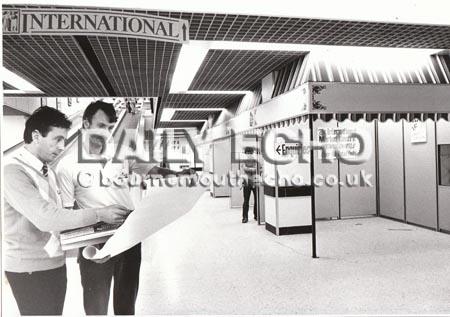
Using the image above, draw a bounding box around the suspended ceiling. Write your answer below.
[3,4,450,129]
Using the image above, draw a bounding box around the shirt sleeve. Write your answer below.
[4,164,97,232]
[56,161,76,208]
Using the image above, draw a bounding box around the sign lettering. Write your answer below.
[3,9,189,43]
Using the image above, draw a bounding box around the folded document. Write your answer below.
[60,222,121,250]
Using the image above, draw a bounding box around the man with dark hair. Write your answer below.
[241,146,258,223]
[23,106,72,144]
[57,100,187,315]
[4,106,131,315]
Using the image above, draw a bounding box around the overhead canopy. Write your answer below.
[3,4,450,130]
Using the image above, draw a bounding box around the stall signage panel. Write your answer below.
[275,140,309,158]
[317,128,360,160]
[2,8,189,43]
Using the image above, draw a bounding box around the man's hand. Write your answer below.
[96,204,131,225]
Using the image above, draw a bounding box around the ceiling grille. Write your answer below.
[172,110,222,120]
[158,121,204,129]
[87,36,181,97]
[3,82,17,90]
[3,35,106,96]
[161,93,244,108]
[5,5,449,48]
[189,50,304,90]
[170,12,449,48]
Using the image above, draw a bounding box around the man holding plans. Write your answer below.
[57,101,188,315]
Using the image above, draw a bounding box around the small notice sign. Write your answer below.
[410,119,427,143]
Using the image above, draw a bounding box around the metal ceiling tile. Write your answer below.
[158,121,204,128]
[172,110,222,120]
[189,49,304,90]
[3,82,17,90]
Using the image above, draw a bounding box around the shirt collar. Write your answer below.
[17,147,45,172]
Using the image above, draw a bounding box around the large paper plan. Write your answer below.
[83,177,205,260]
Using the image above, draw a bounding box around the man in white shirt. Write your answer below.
[57,101,185,315]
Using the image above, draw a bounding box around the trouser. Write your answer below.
[79,243,142,315]
[242,184,257,219]
[5,265,67,315]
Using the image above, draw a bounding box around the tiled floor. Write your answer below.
[3,192,450,315]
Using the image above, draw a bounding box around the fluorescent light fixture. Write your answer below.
[160,108,176,121]
[203,40,441,55]
[184,90,250,95]
[160,107,225,122]
[169,42,210,93]
[169,108,226,111]
[161,120,207,122]
[2,67,43,93]
[208,41,314,51]
[3,90,28,94]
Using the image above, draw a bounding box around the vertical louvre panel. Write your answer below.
[437,54,450,84]
[271,56,306,98]
[284,60,297,94]
[289,57,303,90]
[301,53,449,85]
[271,70,282,98]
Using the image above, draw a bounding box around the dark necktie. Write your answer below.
[42,163,48,177]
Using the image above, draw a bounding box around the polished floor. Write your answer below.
[3,192,450,315]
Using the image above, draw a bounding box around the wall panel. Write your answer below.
[437,120,450,231]
[313,119,340,219]
[404,120,437,229]
[378,120,405,220]
[339,120,377,217]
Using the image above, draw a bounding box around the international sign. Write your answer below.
[2,9,189,43]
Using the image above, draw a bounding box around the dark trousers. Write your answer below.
[79,243,141,315]
[5,265,67,315]
[243,184,257,219]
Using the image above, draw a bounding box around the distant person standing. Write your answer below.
[126,100,132,114]
[241,147,258,223]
